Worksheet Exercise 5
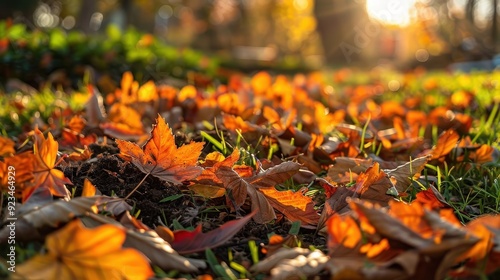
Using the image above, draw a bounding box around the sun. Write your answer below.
[365,0,416,26]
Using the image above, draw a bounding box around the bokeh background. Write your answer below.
[1,0,499,70]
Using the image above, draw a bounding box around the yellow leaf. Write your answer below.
[82,178,96,197]
[15,219,153,280]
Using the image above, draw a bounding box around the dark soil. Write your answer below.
[61,142,326,266]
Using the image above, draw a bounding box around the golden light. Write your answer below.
[365,0,416,26]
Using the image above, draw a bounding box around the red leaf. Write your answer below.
[170,210,256,254]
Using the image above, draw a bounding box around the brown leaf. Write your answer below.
[326,157,373,183]
[351,200,431,249]
[194,149,240,185]
[247,161,302,188]
[327,214,362,249]
[82,213,206,273]
[261,234,302,255]
[383,156,429,193]
[318,163,391,231]
[85,85,107,127]
[215,162,301,223]
[0,190,111,243]
[101,101,146,141]
[263,106,296,133]
[214,165,250,210]
[251,248,329,280]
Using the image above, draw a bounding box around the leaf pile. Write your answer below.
[1,67,499,279]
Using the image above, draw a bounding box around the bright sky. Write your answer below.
[365,0,417,26]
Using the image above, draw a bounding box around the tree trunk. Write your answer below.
[313,0,368,65]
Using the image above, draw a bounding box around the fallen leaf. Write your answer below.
[215,161,301,223]
[0,152,35,196]
[103,103,145,139]
[194,149,240,185]
[383,156,429,193]
[251,248,329,280]
[251,71,272,95]
[0,189,113,243]
[430,129,460,160]
[0,135,15,156]
[31,128,72,198]
[258,187,319,228]
[414,185,451,209]
[261,234,301,255]
[326,157,373,183]
[82,213,206,273]
[116,115,204,185]
[327,214,362,249]
[170,210,256,254]
[14,219,154,280]
[81,178,96,197]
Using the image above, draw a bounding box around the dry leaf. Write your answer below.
[82,213,206,273]
[251,248,329,280]
[31,128,72,198]
[258,187,319,228]
[81,178,96,197]
[430,129,460,160]
[215,161,301,223]
[14,219,154,280]
[116,115,204,184]
[170,210,256,254]
[0,152,35,196]
[0,135,15,156]
[0,189,113,243]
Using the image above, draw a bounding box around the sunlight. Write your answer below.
[365,0,416,26]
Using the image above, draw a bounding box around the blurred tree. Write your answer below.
[431,0,499,59]
[313,0,368,65]
[464,0,499,54]
[0,0,38,20]
[75,0,97,32]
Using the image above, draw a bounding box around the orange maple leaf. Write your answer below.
[31,128,72,198]
[258,187,319,228]
[188,149,241,198]
[430,129,460,160]
[0,135,15,156]
[114,71,158,104]
[116,115,204,185]
[0,152,35,196]
[195,149,241,184]
[14,219,153,280]
[251,71,272,95]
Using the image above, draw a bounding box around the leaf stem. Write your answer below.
[124,172,150,200]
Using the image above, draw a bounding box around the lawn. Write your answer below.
[1,23,500,280]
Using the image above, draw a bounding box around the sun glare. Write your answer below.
[365,0,416,26]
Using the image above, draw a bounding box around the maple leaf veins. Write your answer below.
[116,115,204,184]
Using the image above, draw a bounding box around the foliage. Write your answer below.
[0,21,219,87]
[1,51,500,279]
